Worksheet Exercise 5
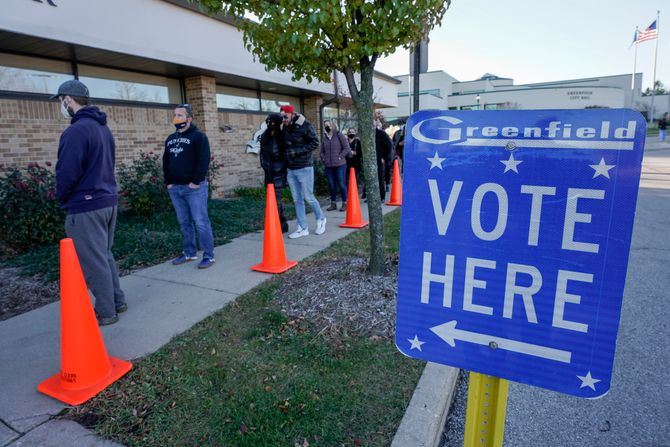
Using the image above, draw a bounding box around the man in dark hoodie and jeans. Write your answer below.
[52,80,126,326]
[163,104,216,269]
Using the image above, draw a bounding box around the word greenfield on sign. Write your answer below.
[396,109,645,398]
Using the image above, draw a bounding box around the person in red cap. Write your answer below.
[279,104,327,238]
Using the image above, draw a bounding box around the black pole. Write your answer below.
[412,43,421,114]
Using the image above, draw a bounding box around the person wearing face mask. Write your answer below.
[320,120,350,211]
[279,104,326,239]
[374,119,392,202]
[259,113,289,233]
[345,128,363,191]
[163,104,216,269]
[51,80,126,326]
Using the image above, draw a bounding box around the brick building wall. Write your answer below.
[217,110,266,190]
[0,97,173,166]
[0,90,337,196]
[0,96,269,196]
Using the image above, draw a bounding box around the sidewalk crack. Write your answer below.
[131,273,241,295]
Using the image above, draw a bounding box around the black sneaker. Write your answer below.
[198,258,216,269]
[97,314,119,326]
[172,254,198,265]
[116,303,128,314]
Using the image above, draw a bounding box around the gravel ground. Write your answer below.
[439,370,468,447]
[0,266,58,321]
[274,255,399,339]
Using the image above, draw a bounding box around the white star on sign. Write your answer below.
[577,371,601,390]
[408,335,425,351]
[590,157,614,179]
[427,151,446,170]
[500,153,523,174]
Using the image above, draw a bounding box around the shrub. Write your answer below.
[233,184,293,201]
[0,163,64,254]
[207,156,225,198]
[117,152,170,217]
[313,159,330,197]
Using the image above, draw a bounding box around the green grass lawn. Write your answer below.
[70,210,425,447]
[5,196,294,281]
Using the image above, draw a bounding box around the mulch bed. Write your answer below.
[0,266,58,321]
[0,255,401,336]
[274,255,399,339]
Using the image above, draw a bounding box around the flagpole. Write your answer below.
[632,27,638,92]
[650,11,660,122]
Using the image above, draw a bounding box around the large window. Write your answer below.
[78,65,181,104]
[322,105,358,132]
[339,108,358,133]
[260,92,299,113]
[0,53,72,95]
[397,89,441,98]
[216,85,260,111]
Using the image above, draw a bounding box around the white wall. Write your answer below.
[636,94,670,120]
[384,94,446,119]
[1,0,398,106]
[449,87,625,110]
[525,74,642,108]
[395,71,458,98]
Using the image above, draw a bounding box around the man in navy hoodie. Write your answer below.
[163,104,215,269]
[52,80,126,326]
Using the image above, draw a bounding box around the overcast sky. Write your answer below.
[376,0,668,90]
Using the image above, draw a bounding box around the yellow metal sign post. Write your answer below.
[463,372,509,447]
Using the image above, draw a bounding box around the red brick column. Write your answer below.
[302,95,323,134]
[183,75,225,197]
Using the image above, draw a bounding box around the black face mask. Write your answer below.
[324,126,331,133]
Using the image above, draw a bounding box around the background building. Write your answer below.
[384,70,669,122]
[0,0,399,195]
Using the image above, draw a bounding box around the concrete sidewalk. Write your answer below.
[0,202,457,447]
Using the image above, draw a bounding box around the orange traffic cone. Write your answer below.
[252,183,298,273]
[340,167,369,228]
[385,158,402,206]
[38,239,132,406]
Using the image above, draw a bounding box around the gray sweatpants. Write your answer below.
[65,206,125,318]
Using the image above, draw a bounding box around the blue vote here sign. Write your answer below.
[395,109,645,397]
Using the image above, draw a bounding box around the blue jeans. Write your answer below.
[168,181,215,259]
[325,165,348,203]
[660,129,667,142]
[287,166,324,230]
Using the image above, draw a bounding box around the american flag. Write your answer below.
[635,20,657,44]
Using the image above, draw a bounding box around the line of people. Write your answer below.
[259,109,405,233]
[51,76,401,326]
[53,79,223,327]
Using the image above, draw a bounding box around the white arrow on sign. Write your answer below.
[430,320,572,364]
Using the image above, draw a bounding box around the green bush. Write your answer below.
[117,152,225,216]
[207,156,225,198]
[0,163,64,255]
[117,152,170,217]
[233,185,266,200]
[313,159,330,197]
[233,184,293,201]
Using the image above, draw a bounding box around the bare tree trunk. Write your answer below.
[343,59,385,276]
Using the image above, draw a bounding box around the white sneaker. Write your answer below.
[289,226,309,239]
[315,217,327,235]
